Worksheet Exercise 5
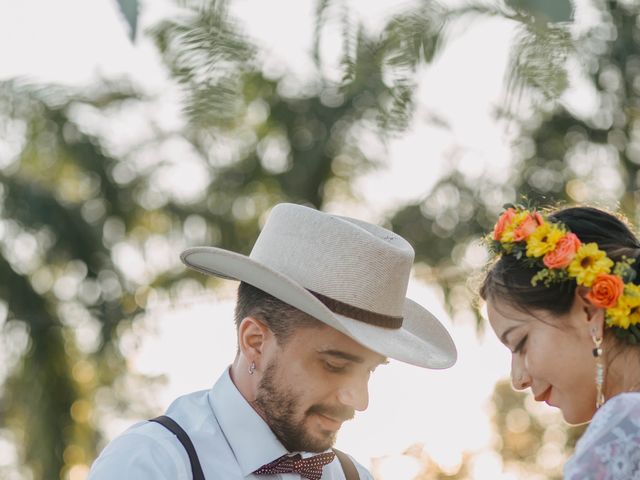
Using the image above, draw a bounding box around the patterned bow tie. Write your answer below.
[254,451,335,480]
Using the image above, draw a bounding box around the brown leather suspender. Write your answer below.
[150,416,361,480]
[332,448,360,480]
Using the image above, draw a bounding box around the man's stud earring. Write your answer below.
[248,361,256,375]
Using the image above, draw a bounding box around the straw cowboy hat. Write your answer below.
[181,203,456,369]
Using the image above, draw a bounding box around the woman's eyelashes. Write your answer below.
[513,335,528,354]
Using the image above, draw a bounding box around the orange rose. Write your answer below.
[493,208,516,241]
[586,274,624,309]
[513,212,544,241]
[543,233,581,269]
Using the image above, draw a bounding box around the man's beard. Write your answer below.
[253,360,354,452]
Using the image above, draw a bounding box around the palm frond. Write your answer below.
[148,1,255,129]
[504,22,573,108]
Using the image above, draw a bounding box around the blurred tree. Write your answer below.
[115,0,139,40]
[390,0,640,321]
[370,443,472,479]
[147,0,449,227]
[0,82,151,479]
[0,1,451,477]
[0,0,633,479]
[368,380,585,479]
[507,0,573,23]
[489,380,585,479]
[387,1,640,477]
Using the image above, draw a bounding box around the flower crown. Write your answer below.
[490,204,640,344]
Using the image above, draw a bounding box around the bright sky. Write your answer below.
[0,0,563,478]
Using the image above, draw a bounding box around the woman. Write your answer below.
[481,205,640,479]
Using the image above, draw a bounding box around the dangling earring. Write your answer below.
[248,361,256,375]
[592,329,605,408]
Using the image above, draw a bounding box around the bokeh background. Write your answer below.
[1,0,638,478]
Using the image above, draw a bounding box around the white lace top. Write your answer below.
[564,392,640,479]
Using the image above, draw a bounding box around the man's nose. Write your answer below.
[337,376,369,412]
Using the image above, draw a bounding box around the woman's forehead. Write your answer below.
[487,298,534,323]
[487,297,569,336]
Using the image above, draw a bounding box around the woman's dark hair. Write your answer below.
[480,207,640,317]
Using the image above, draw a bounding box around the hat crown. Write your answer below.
[180,202,457,369]
[250,204,414,317]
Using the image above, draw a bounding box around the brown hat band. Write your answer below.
[309,290,404,329]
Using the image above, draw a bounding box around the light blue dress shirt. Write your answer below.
[89,368,373,479]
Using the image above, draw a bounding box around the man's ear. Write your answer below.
[575,286,605,337]
[238,316,271,365]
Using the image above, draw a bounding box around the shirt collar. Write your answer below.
[208,367,289,476]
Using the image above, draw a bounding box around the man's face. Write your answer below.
[253,323,387,452]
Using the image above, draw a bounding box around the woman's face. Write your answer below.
[487,296,601,424]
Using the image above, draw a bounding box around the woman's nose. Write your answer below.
[511,357,532,391]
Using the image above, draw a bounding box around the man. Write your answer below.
[89,203,457,479]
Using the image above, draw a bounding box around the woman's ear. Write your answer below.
[575,286,605,337]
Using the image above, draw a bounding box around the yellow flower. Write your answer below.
[500,211,530,243]
[607,284,640,329]
[525,223,565,257]
[567,243,613,287]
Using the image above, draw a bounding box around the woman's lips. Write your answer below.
[534,387,552,403]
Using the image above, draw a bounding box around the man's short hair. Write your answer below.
[234,282,323,344]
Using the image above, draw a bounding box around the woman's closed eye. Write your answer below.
[513,335,528,354]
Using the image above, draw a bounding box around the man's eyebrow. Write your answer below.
[319,349,364,363]
[500,326,518,345]
[319,349,389,366]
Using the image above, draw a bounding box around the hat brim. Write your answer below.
[181,247,457,369]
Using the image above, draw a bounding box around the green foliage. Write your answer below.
[391,0,640,324]
[613,256,636,283]
[150,0,255,128]
[147,0,451,218]
[531,267,568,287]
[507,0,574,24]
[0,2,450,476]
[115,0,139,40]
[506,23,572,104]
[0,80,161,478]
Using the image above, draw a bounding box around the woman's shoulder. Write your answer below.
[564,392,640,479]
[593,392,640,423]
[577,392,640,452]
[603,391,640,409]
